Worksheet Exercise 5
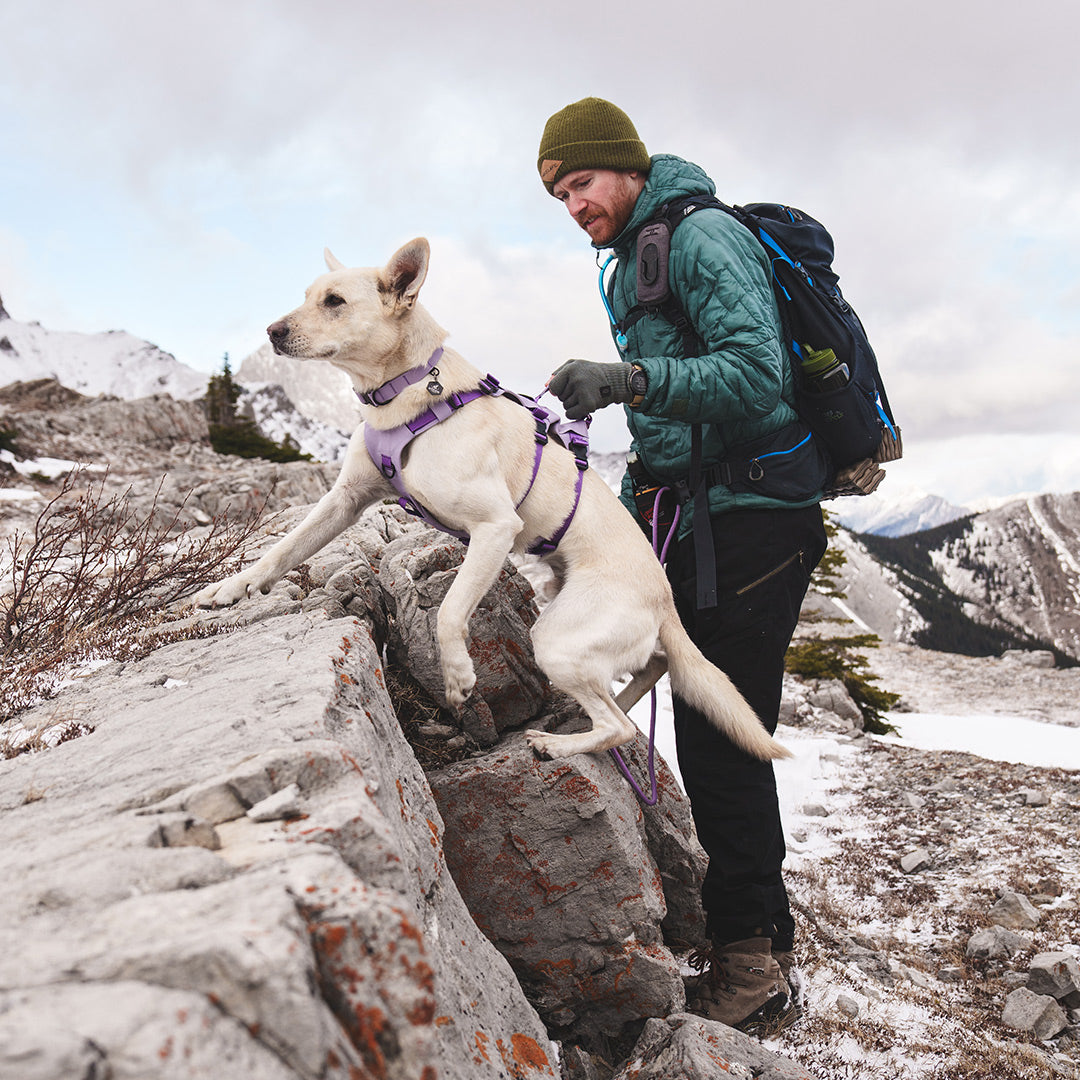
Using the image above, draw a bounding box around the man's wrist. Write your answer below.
[627,364,648,408]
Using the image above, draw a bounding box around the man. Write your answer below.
[538,97,828,1033]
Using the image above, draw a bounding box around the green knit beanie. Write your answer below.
[537,97,650,194]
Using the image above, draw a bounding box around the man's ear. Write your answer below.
[379,238,430,311]
[324,248,346,272]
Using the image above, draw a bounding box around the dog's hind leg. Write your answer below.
[525,686,637,759]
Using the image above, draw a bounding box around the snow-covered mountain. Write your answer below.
[236,343,361,435]
[0,298,352,462]
[829,487,971,537]
[0,297,206,401]
[238,382,350,464]
[829,492,1080,663]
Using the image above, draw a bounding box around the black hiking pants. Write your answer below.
[665,503,827,952]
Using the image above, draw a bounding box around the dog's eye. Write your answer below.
[323,294,346,307]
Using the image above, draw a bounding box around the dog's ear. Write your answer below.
[379,238,430,312]
[324,248,346,272]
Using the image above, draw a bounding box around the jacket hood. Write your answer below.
[598,154,717,254]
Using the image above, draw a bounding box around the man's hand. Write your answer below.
[548,359,634,420]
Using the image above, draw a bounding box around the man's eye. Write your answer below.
[324,294,346,307]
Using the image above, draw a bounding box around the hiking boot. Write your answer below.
[686,936,795,1036]
[772,949,805,1013]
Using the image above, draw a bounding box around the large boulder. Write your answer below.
[615,1014,817,1080]
[429,732,689,1042]
[0,604,557,1079]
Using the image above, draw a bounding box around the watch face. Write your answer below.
[630,369,648,394]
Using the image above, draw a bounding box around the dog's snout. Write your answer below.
[267,319,290,344]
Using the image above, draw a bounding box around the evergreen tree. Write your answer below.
[205,353,242,428]
[787,508,900,735]
[203,355,312,463]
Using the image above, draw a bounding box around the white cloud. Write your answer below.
[2,0,1080,497]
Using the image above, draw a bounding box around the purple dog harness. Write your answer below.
[360,347,591,555]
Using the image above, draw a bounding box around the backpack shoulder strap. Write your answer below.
[616,195,727,356]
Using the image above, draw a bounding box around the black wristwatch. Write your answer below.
[628,364,648,407]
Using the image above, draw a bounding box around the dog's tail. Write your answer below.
[658,612,791,761]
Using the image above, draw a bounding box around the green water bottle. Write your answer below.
[802,346,849,393]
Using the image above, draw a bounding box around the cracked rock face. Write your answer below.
[0,607,559,1079]
[0,494,732,1079]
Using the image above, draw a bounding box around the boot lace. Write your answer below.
[686,944,734,991]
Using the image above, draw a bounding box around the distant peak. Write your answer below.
[0,292,9,321]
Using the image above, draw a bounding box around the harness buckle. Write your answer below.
[570,438,589,470]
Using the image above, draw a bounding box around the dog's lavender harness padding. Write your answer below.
[360,356,590,555]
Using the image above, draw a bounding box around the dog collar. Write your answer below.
[356,346,445,406]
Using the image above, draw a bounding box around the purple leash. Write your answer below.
[608,488,681,805]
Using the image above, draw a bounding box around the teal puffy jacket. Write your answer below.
[602,155,825,528]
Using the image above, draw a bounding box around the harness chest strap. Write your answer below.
[359,359,589,555]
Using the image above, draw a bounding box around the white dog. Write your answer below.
[194,239,788,763]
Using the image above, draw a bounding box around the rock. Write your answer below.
[966,926,1033,960]
[0,981,300,1080]
[991,890,1043,930]
[1029,953,1080,1005]
[148,814,222,850]
[379,531,547,746]
[807,678,863,726]
[617,731,708,947]
[1002,987,1068,1040]
[560,1043,605,1080]
[1001,649,1056,668]
[930,778,960,793]
[1015,787,1050,806]
[0,609,557,1079]
[614,1014,816,1079]
[899,791,926,810]
[429,735,686,1039]
[247,782,302,821]
[837,993,861,1018]
[900,848,932,874]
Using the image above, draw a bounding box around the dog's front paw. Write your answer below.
[441,654,477,710]
[192,575,253,609]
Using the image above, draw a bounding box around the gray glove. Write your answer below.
[547,360,634,420]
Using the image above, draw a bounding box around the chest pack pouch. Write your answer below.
[635,221,673,305]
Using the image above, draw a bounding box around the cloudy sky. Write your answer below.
[2,0,1079,506]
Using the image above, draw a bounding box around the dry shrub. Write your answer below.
[0,468,265,734]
